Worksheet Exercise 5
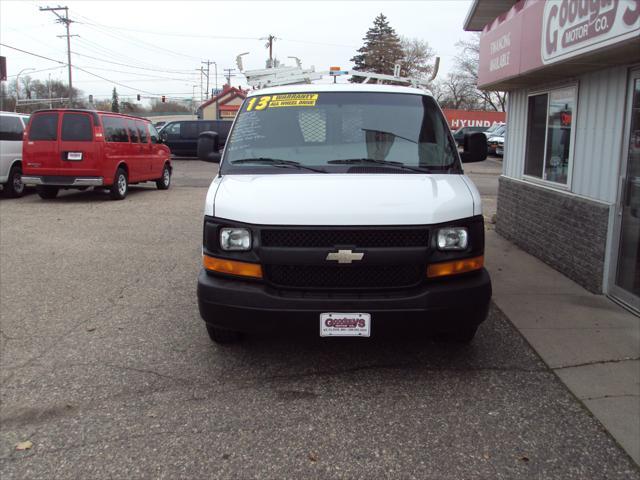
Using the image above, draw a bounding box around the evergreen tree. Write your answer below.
[111,87,120,113]
[350,14,404,83]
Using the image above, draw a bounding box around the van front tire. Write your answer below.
[36,185,59,199]
[4,164,25,198]
[206,324,242,344]
[110,168,128,200]
[156,163,171,190]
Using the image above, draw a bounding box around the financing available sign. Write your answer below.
[543,0,640,64]
[478,0,640,88]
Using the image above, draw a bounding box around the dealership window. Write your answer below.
[524,87,576,185]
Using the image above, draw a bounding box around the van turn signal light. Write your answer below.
[203,255,263,279]
[427,255,484,278]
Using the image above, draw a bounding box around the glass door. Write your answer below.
[610,71,640,313]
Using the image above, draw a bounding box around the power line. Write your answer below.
[70,51,195,75]
[5,66,66,78]
[72,15,203,62]
[0,42,65,65]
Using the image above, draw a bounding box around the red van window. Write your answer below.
[102,116,129,142]
[29,112,58,141]
[127,120,139,143]
[136,121,148,143]
[61,113,92,141]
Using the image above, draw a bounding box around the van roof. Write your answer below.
[31,108,150,122]
[247,83,432,98]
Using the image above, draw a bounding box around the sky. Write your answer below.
[0,0,475,104]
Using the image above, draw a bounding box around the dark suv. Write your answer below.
[160,120,232,157]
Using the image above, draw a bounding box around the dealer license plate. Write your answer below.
[67,152,83,161]
[320,313,371,337]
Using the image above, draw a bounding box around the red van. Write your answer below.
[22,109,172,200]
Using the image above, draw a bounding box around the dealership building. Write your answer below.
[464,0,640,312]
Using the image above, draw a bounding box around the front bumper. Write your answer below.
[197,268,492,335]
[21,176,103,187]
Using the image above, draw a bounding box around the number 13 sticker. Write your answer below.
[246,96,270,111]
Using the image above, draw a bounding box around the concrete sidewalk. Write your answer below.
[485,229,640,465]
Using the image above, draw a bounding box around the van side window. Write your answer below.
[127,120,139,143]
[0,116,24,141]
[103,116,129,142]
[136,121,149,143]
[29,113,58,141]
[181,122,199,139]
[149,125,159,144]
[165,123,180,137]
[61,113,92,141]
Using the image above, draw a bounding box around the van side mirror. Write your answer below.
[197,131,221,163]
[460,132,488,163]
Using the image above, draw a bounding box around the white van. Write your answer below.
[196,84,491,343]
[0,112,29,197]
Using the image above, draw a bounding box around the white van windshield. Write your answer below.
[221,92,459,174]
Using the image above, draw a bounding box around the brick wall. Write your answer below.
[496,177,610,293]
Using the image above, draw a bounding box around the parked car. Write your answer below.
[160,120,232,157]
[487,125,506,155]
[452,126,487,147]
[482,122,506,138]
[196,84,491,344]
[0,112,30,197]
[21,109,172,200]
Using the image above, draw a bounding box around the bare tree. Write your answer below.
[399,37,435,79]
[455,33,507,112]
[437,72,479,110]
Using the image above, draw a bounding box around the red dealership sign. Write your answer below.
[442,109,506,130]
[478,0,640,88]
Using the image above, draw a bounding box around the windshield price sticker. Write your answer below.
[247,94,319,111]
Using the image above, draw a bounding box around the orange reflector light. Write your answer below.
[427,255,484,278]
[203,255,263,279]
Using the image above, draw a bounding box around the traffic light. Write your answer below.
[88,94,93,103]
[137,94,141,101]
[161,95,166,103]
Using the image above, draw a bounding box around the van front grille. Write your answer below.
[264,264,423,290]
[260,228,428,248]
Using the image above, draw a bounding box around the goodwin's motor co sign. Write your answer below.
[478,0,640,88]
[543,0,640,64]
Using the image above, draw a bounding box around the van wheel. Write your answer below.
[205,324,242,344]
[110,168,128,200]
[4,164,25,198]
[437,324,479,343]
[156,164,171,190]
[36,185,59,199]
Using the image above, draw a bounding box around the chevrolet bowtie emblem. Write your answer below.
[326,249,364,264]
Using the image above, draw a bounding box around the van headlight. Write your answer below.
[220,228,251,251]
[437,227,468,250]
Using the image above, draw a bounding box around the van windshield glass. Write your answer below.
[221,92,458,174]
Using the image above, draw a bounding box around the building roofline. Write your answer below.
[464,0,519,31]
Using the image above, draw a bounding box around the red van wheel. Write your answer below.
[156,164,171,190]
[36,185,59,199]
[110,168,128,200]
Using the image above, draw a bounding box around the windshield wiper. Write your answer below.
[327,158,432,173]
[230,158,327,173]
[361,128,418,144]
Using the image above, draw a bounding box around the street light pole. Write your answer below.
[15,67,35,112]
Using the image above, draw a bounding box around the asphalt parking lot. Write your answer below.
[1,159,638,479]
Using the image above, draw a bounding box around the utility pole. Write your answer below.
[262,34,277,68]
[40,6,75,105]
[201,60,212,99]
[223,68,235,86]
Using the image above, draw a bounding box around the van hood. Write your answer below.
[209,174,477,226]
